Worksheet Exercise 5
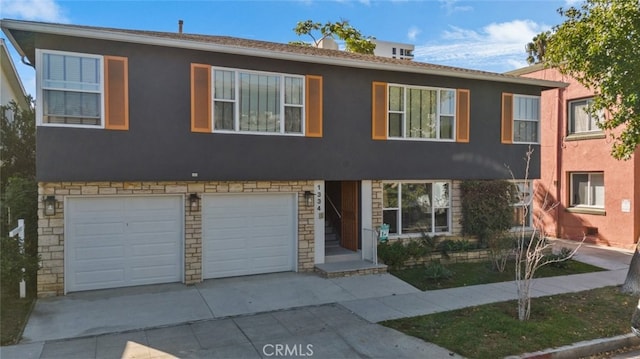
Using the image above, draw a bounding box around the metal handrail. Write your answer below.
[325,195,341,220]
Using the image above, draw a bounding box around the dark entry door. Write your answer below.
[341,181,359,251]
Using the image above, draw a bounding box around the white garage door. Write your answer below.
[202,194,296,279]
[66,196,182,292]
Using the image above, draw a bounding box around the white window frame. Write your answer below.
[568,97,602,135]
[211,66,305,136]
[570,172,605,209]
[513,94,540,144]
[36,49,105,129]
[382,180,452,236]
[511,180,533,230]
[387,83,456,142]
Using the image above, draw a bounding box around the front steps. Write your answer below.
[318,219,387,277]
[314,260,387,278]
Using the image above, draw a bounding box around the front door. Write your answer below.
[340,181,359,251]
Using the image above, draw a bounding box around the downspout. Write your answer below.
[555,88,563,238]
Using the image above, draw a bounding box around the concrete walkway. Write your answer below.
[1,239,634,359]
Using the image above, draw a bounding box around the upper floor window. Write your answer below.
[37,50,129,130]
[570,172,604,208]
[387,84,456,141]
[39,50,103,127]
[213,67,304,135]
[513,95,540,143]
[382,181,451,235]
[569,98,602,134]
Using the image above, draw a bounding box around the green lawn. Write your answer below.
[0,289,34,345]
[383,286,636,359]
[390,260,605,291]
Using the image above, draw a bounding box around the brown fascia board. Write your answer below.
[1,19,568,89]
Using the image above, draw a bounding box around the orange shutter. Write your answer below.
[456,89,470,143]
[104,56,129,130]
[372,82,388,140]
[191,63,212,133]
[305,75,323,137]
[501,93,514,144]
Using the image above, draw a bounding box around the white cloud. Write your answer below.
[414,20,550,72]
[407,26,421,41]
[1,0,68,22]
[439,0,473,15]
[564,0,582,6]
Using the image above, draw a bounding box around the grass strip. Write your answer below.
[382,286,635,359]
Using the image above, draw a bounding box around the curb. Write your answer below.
[505,333,640,359]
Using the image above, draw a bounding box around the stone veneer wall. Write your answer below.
[37,180,315,297]
[370,180,463,238]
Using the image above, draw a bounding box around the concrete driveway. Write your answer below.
[21,272,420,343]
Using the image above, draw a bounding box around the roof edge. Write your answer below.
[1,19,568,88]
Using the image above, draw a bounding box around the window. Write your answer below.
[382,181,451,235]
[569,98,602,134]
[570,172,604,208]
[513,95,540,143]
[512,180,532,228]
[39,50,103,127]
[213,67,304,135]
[388,85,455,140]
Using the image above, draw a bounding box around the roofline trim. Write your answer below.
[0,19,568,88]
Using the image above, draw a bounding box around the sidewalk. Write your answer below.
[0,240,634,359]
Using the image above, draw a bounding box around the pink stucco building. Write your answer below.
[511,64,640,249]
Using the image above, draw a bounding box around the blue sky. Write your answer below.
[1,0,579,97]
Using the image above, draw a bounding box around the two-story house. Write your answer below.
[1,19,565,297]
[510,64,640,250]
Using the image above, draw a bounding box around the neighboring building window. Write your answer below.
[392,47,397,55]
[388,85,455,140]
[512,180,532,228]
[213,67,304,135]
[40,50,103,126]
[570,172,605,208]
[513,95,540,143]
[569,98,602,134]
[382,181,451,235]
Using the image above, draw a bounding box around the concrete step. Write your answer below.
[325,247,361,263]
[315,260,388,278]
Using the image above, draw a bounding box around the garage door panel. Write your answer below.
[75,245,125,260]
[66,196,182,292]
[203,194,296,279]
[75,269,125,286]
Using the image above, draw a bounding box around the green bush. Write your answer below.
[545,247,573,269]
[0,235,39,297]
[423,261,453,280]
[377,241,410,269]
[460,180,517,247]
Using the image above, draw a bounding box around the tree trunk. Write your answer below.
[622,243,640,295]
[632,299,640,336]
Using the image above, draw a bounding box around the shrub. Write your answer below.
[545,247,573,269]
[377,241,410,269]
[423,261,453,280]
[460,180,517,247]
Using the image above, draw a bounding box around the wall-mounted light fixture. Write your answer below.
[189,193,200,211]
[304,191,314,207]
[44,196,57,216]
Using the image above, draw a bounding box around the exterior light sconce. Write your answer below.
[304,191,314,207]
[189,193,200,211]
[44,196,57,216]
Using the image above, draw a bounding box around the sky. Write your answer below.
[1,0,581,97]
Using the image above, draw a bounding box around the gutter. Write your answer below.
[0,19,568,89]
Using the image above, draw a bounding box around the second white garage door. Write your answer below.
[202,193,296,279]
